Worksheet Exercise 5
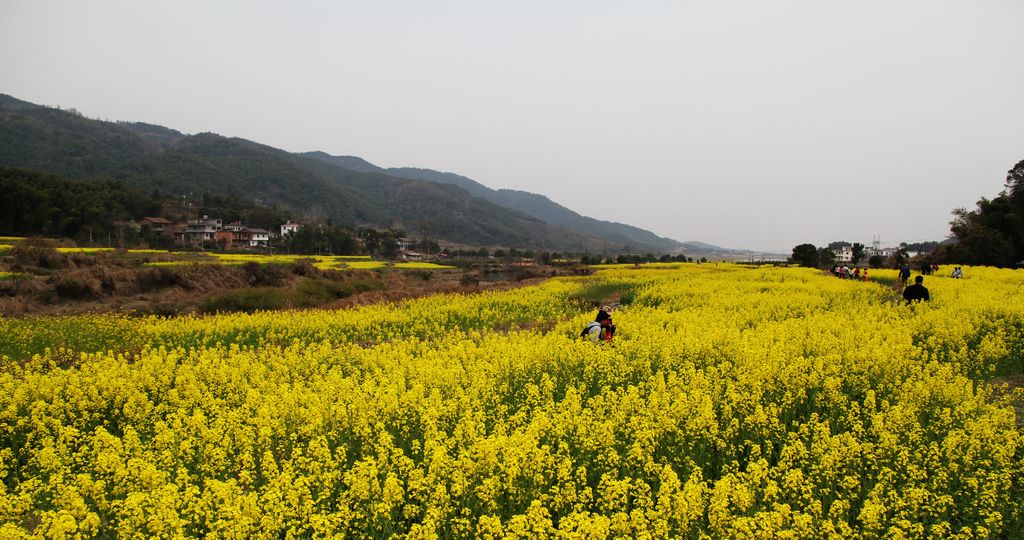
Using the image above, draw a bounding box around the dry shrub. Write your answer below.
[242,262,292,287]
[460,272,480,287]
[66,253,97,268]
[511,266,542,282]
[176,264,250,292]
[0,276,46,298]
[135,266,188,291]
[0,295,32,315]
[51,273,101,299]
[11,242,66,270]
[291,260,318,277]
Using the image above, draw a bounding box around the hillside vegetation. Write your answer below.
[0,95,672,254]
[304,153,685,253]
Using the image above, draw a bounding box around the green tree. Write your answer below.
[283,224,361,256]
[851,243,866,265]
[791,243,819,267]
[818,247,836,268]
[893,248,910,267]
[946,159,1024,267]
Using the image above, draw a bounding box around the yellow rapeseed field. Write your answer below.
[141,253,380,271]
[0,264,1021,538]
[342,260,389,270]
[393,262,456,269]
[54,247,116,254]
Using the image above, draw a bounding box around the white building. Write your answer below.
[249,228,270,247]
[832,246,853,263]
[280,221,300,236]
[400,250,424,261]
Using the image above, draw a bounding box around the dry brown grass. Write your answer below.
[0,256,593,317]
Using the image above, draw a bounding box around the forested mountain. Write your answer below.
[0,94,42,111]
[301,155,686,253]
[0,94,679,253]
[0,167,161,238]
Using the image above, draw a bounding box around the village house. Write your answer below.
[832,245,853,263]
[213,223,271,250]
[248,228,270,247]
[179,216,223,246]
[215,223,251,250]
[139,217,173,235]
[280,220,300,236]
[400,250,424,261]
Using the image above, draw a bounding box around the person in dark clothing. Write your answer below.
[902,275,930,303]
[898,265,912,285]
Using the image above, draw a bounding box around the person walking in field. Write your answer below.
[898,265,911,286]
[902,275,930,304]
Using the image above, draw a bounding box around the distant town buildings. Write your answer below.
[167,216,276,249]
[829,242,919,264]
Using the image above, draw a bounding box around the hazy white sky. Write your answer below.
[2,0,1023,252]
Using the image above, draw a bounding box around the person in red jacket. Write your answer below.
[595,306,616,340]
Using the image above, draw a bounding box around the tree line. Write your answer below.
[944,159,1024,267]
[791,158,1024,269]
[1,167,697,263]
[0,167,161,240]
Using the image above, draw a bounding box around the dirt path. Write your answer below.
[990,374,1024,428]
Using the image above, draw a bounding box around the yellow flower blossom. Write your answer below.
[0,264,1020,536]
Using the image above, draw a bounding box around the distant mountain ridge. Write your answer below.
[1,93,693,253]
[301,153,685,253]
[0,94,42,111]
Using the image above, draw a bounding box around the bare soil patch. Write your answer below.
[990,374,1024,428]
